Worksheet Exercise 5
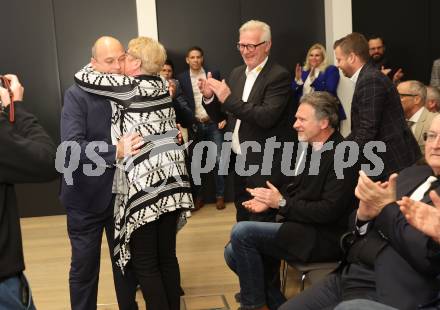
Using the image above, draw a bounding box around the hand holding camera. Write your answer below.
[0,74,24,107]
[1,74,24,123]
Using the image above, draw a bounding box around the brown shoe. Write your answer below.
[216,197,225,210]
[193,197,204,211]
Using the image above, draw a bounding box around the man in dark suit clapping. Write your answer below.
[280,114,440,310]
[200,20,295,222]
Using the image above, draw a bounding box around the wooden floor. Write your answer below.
[21,203,300,309]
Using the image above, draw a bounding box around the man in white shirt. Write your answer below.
[177,46,226,211]
[200,20,294,222]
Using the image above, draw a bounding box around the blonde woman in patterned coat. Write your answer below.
[75,37,193,310]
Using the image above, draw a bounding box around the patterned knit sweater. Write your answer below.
[75,65,193,270]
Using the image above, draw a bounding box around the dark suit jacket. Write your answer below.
[202,59,295,221]
[177,67,221,117]
[172,80,194,128]
[347,165,440,309]
[203,59,296,183]
[292,65,340,98]
[59,85,116,214]
[276,131,358,262]
[0,104,57,279]
[348,62,420,180]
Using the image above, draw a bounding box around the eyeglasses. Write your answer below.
[423,131,440,142]
[236,41,266,52]
[399,93,417,98]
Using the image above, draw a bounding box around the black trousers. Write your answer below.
[130,210,180,310]
[67,206,138,310]
[279,264,377,310]
[230,152,278,223]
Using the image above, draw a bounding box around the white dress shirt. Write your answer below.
[232,56,269,154]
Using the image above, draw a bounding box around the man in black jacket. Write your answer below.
[177,46,226,211]
[0,74,58,309]
[224,92,358,310]
[200,20,295,222]
[280,115,440,310]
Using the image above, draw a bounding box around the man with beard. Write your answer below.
[368,36,404,84]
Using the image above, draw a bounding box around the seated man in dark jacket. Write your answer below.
[280,115,440,310]
[332,168,440,310]
[224,92,358,310]
[0,74,58,309]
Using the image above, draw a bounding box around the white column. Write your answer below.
[136,0,158,40]
[324,0,353,137]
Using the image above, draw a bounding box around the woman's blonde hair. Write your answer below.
[303,43,328,72]
[128,36,167,75]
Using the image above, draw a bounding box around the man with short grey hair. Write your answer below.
[430,58,440,88]
[224,92,358,310]
[397,80,437,155]
[426,86,440,113]
[200,19,294,222]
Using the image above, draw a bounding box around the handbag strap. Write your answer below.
[0,76,14,123]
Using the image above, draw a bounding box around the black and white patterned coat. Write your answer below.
[75,65,193,270]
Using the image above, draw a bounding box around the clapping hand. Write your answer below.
[398,191,440,243]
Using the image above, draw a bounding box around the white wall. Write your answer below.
[136,0,158,39]
[324,0,354,137]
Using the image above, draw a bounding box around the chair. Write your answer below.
[280,260,339,294]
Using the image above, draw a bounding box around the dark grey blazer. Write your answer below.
[348,62,421,180]
[202,59,296,221]
[203,59,296,186]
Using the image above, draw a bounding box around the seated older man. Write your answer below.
[333,170,440,310]
[224,92,358,310]
[280,115,440,310]
[397,80,437,156]
[426,86,440,113]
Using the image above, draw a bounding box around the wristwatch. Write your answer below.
[278,196,287,208]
